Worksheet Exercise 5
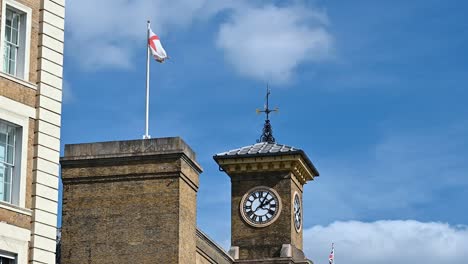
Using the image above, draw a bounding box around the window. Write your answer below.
[0,251,16,264]
[3,8,21,76]
[0,120,21,205]
[0,121,16,203]
[1,1,31,80]
[0,99,31,208]
[0,256,15,264]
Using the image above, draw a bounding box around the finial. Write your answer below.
[256,85,278,143]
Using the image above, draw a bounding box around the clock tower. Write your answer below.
[213,90,319,263]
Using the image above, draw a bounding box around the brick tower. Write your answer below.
[60,138,202,264]
[213,90,319,263]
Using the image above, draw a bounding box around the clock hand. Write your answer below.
[258,195,269,208]
[253,202,262,212]
[252,199,265,212]
[255,196,269,212]
[260,198,273,209]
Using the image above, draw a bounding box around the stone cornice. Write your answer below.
[61,171,180,184]
[215,155,317,185]
[61,152,203,174]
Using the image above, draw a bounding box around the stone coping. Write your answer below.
[63,137,195,160]
[196,228,234,263]
[61,137,202,173]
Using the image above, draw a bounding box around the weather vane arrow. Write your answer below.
[256,85,278,143]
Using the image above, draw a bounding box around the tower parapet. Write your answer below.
[60,137,202,264]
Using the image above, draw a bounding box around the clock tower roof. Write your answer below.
[214,142,320,178]
[215,142,297,156]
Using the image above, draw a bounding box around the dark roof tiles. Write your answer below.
[215,142,299,157]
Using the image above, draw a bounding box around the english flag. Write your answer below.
[148,27,167,63]
[329,243,335,264]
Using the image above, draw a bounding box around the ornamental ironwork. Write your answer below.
[256,87,278,143]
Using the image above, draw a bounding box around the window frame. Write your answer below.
[0,97,32,209]
[3,8,22,76]
[0,121,18,204]
[0,0,31,81]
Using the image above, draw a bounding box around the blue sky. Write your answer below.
[60,0,468,263]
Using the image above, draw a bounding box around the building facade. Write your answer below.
[60,136,319,263]
[0,0,65,263]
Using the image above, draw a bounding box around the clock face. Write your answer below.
[240,186,281,227]
[293,192,302,232]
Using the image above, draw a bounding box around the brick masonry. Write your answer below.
[230,171,302,260]
[196,229,233,264]
[58,138,317,264]
[60,138,203,264]
[213,148,319,264]
[0,207,31,229]
[0,0,65,262]
[0,80,36,107]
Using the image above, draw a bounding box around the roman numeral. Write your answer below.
[247,210,254,216]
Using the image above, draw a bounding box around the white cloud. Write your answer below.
[304,220,468,264]
[66,0,241,70]
[77,43,132,70]
[67,1,333,80]
[216,5,333,83]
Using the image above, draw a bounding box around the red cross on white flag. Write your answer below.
[148,27,167,63]
[143,21,168,139]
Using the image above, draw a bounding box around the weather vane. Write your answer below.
[256,85,279,143]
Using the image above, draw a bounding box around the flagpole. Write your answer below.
[144,20,151,139]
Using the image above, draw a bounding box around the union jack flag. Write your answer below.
[328,243,335,264]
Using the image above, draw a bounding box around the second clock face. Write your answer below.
[241,187,281,227]
[293,192,302,232]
